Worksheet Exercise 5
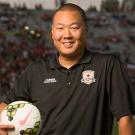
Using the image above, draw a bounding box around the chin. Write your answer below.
[61,52,77,58]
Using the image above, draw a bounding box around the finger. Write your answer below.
[0,124,14,129]
[0,129,8,135]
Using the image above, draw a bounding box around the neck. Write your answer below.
[58,50,84,69]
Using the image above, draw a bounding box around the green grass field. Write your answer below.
[112,120,118,135]
[112,119,135,135]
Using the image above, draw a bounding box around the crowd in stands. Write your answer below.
[0,3,135,98]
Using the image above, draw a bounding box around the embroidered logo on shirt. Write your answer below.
[43,78,57,83]
[81,70,96,85]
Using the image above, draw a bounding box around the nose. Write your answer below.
[63,28,72,39]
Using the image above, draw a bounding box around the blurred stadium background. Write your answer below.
[0,0,135,134]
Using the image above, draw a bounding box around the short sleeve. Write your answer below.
[107,55,135,120]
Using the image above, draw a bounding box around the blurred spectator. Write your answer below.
[0,2,135,96]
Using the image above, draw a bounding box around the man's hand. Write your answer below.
[0,124,14,135]
[0,102,7,113]
[0,102,14,135]
[118,115,134,135]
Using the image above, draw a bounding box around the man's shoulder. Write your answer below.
[87,50,121,67]
[28,54,56,70]
[90,51,119,61]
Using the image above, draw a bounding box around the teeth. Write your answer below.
[63,42,73,48]
[64,42,72,45]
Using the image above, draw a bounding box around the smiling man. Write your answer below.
[0,3,135,135]
[51,6,87,68]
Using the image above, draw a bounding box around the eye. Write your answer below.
[71,25,80,30]
[56,27,63,30]
[71,26,79,30]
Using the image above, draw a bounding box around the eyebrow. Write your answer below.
[55,22,82,26]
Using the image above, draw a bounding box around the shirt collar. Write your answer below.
[77,49,92,65]
[49,49,92,69]
[49,53,62,69]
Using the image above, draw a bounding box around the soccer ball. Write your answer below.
[0,101,41,135]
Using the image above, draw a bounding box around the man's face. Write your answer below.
[52,10,87,58]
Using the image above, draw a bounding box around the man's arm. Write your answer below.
[118,115,134,135]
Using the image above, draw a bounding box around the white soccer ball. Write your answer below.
[0,101,41,135]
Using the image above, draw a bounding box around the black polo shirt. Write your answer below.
[7,49,135,135]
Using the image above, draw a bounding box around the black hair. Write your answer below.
[52,3,87,28]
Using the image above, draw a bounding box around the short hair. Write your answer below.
[52,3,87,27]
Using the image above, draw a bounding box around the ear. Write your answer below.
[51,27,54,39]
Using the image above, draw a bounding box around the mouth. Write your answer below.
[62,42,74,48]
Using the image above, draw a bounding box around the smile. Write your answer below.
[63,42,72,45]
[62,42,74,48]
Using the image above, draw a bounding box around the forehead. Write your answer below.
[53,10,83,24]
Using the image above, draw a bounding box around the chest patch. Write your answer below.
[81,70,96,85]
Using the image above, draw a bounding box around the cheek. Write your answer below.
[76,33,82,40]
[52,31,62,41]
[74,30,85,40]
[74,34,84,43]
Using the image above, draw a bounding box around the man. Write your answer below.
[0,3,135,135]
